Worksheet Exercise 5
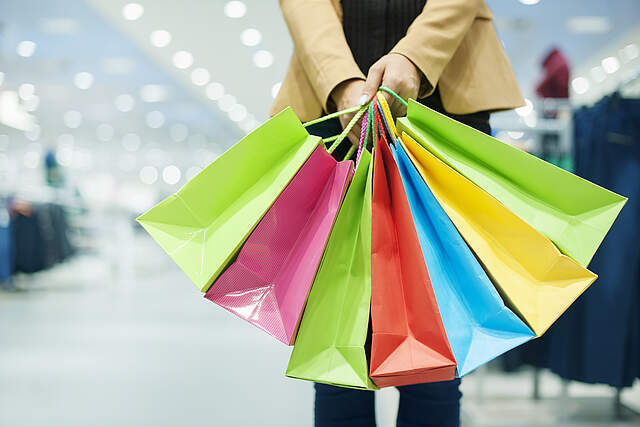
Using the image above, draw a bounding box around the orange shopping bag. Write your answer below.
[370,105,456,387]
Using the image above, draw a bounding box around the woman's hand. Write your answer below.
[330,78,366,147]
[361,53,422,117]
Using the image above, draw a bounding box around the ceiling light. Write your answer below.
[229,104,247,122]
[139,166,158,185]
[519,0,540,4]
[23,95,40,112]
[162,165,181,185]
[186,166,202,180]
[18,83,35,100]
[64,110,82,128]
[241,28,262,46]
[16,41,36,57]
[571,77,590,94]
[507,131,524,139]
[206,82,225,100]
[150,30,172,48]
[218,94,236,112]
[515,98,534,117]
[96,123,114,142]
[191,68,210,86]
[115,94,135,112]
[601,56,620,74]
[140,84,168,103]
[146,110,165,128]
[524,115,537,128]
[55,144,73,166]
[25,124,41,141]
[173,51,194,69]
[170,124,189,142]
[590,66,606,83]
[24,151,41,169]
[271,82,281,98]
[566,16,611,34]
[224,1,247,18]
[122,3,144,21]
[122,133,141,152]
[620,43,639,63]
[74,71,94,90]
[253,50,273,68]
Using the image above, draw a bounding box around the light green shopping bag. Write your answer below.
[397,99,627,267]
[286,150,377,390]
[137,108,321,292]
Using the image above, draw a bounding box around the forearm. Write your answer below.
[390,0,483,97]
[279,0,365,111]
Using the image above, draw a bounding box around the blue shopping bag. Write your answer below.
[392,141,536,376]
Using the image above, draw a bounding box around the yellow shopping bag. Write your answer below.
[400,133,597,336]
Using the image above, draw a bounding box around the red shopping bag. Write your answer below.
[370,105,456,387]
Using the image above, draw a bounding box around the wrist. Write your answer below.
[331,78,365,110]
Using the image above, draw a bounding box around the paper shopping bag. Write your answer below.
[204,145,353,345]
[137,108,320,292]
[370,114,456,388]
[400,133,597,336]
[286,150,377,390]
[393,142,535,376]
[397,100,627,267]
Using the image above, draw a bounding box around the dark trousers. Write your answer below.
[307,93,491,427]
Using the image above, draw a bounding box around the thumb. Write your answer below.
[359,63,384,106]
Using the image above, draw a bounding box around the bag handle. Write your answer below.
[303,105,367,161]
[376,93,399,141]
[378,86,408,108]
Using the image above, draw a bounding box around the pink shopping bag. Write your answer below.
[205,145,354,345]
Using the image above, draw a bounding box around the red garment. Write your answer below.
[536,48,570,99]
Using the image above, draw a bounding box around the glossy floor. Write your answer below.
[1,231,638,427]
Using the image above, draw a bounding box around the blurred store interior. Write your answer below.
[0,0,639,426]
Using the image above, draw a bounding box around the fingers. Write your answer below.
[361,61,385,106]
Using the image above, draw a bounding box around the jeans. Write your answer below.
[314,380,462,427]
[307,96,490,427]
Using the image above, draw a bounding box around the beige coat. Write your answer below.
[271,0,524,121]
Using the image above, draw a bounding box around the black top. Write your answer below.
[341,0,426,74]
[340,0,490,123]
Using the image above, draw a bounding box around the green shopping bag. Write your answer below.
[397,99,627,267]
[286,149,377,390]
[137,108,321,292]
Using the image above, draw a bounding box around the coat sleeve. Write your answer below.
[390,0,484,98]
[279,0,365,112]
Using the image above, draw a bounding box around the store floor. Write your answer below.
[1,229,638,427]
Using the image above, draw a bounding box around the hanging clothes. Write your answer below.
[10,202,74,275]
[501,95,640,388]
[0,203,11,284]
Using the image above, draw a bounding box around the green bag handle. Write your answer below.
[300,86,406,161]
[303,105,367,161]
[378,86,408,108]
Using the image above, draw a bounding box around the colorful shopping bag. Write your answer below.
[397,99,627,267]
[204,145,353,345]
[286,150,377,390]
[400,133,597,336]
[370,110,456,387]
[393,142,535,376]
[137,108,320,292]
